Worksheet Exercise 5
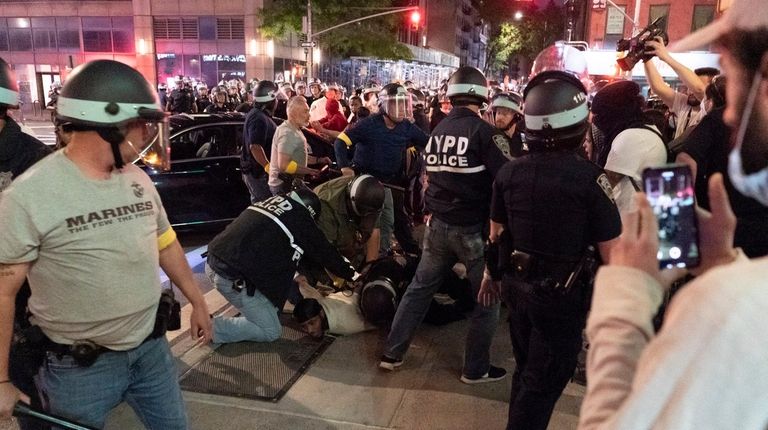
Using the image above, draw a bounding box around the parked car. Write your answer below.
[141,112,337,230]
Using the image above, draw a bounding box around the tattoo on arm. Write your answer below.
[0,265,15,277]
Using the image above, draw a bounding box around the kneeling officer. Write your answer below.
[205,187,359,343]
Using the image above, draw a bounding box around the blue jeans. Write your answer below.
[206,264,282,343]
[383,217,500,378]
[39,337,186,429]
[242,173,271,204]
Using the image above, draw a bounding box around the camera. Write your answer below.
[616,17,669,72]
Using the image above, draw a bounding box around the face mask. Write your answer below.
[728,71,768,206]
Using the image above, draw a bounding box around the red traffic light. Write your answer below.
[410,10,421,25]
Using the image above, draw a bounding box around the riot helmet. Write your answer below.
[289,183,322,220]
[522,70,589,151]
[408,88,426,109]
[346,174,385,235]
[530,41,592,94]
[378,83,413,123]
[490,92,523,131]
[253,80,279,114]
[56,60,170,170]
[359,279,398,326]
[446,66,489,105]
[0,57,19,111]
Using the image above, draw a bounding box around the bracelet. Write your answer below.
[0,380,11,384]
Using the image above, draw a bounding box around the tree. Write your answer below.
[259,0,413,60]
[478,0,565,78]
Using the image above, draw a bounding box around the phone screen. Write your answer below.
[642,164,700,269]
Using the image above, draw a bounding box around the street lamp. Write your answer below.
[514,11,524,21]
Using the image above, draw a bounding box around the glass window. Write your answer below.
[56,17,79,30]
[0,31,8,51]
[83,30,112,52]
[199,16,216,40]
[200,55,217,87]
[82,17,111,29]
[8,18,30,29]
[33,29,57,50]
[692,5,715,32]
[57,29,80,50]
[31,17,55,29]
[112,17,133,29]
[112,30,133,52]
[157,53,182,84]
[649,5,670,33]
[171,126,227,160]
[9,29,32,51]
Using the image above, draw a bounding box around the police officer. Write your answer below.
[483,70,621,429]
[489,92,526,158]
[195,83,212,113]
[408,88,430,134]
[241,80,279,203]
[0,56,52,430]
[333,83,428,255]
[205,187,359,343]
[166,75,196,114]
[157,83,168,110]
[314,174,386,266]
[380,67,511,384]
[0,60,212,428]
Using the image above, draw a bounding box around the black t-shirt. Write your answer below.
[241,108,277,176]
[491,151,621,259]
[680,107,768,257]
[0,117,52,192]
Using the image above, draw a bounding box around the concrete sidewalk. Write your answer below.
[104,303,584,430]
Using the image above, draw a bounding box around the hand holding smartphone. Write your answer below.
[642,164,701,269]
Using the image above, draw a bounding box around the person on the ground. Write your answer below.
[0,60,212,428]
[643,39,719,139]
[485,69,621,430]
[591,80,667,213]
[268,96,328,195]
[204,188,359,343]
[0,56,52,430]
[333,83,428,255]
[489,92,526,158]
[379,67,511,385]
[579,2,768,427]
[241,80,279,204]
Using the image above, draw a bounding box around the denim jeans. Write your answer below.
[206,264,282,343]
[242,173,271,204]
[39,337,186,430]
[383,216,500,378]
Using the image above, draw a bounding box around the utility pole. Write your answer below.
[307,0,314,83]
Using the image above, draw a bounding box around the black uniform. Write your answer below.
[490,151,621,430]
[425,106,512,225]
[195,96,212,113]
[167,88,194,114]
[206,195,356,308]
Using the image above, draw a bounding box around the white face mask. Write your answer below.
[728,71,768,206]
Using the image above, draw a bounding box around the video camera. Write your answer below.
[616,17,669,71]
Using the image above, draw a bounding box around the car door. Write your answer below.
[148,121,250,229]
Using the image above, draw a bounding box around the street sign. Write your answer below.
[300,41,317,48]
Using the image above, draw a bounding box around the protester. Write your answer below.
[579,1,768,427]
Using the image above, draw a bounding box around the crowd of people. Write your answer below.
[3,0,768,427]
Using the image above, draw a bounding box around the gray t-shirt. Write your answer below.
[0,150,171,349]
[268,121,309,187]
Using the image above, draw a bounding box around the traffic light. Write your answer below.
[410,10,421,31]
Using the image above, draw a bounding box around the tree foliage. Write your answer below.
[259,0,413,60]
[477,0,565,76]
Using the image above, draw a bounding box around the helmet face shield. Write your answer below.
[380,93,413,122]
[128,118,170,171]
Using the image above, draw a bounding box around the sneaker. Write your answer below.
[460,365,507,384]
[379,355,403,371]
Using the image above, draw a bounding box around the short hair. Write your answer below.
[287,95,307,112]
[293,298,322,323]
[350,95,362,103]
[694,67,720,77]
[718,29,768,75]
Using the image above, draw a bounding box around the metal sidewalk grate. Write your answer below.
[179,319,334,402]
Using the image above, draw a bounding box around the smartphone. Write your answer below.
[642,164,700,269]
